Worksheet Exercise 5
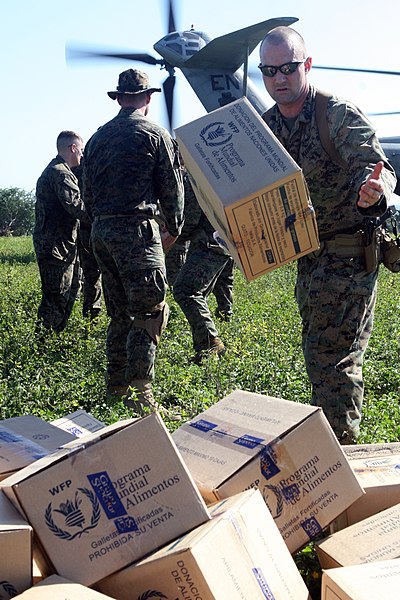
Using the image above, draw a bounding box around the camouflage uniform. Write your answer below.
[83,101,184,395]
[34,156,87,332]
[263,85,396,443]
[73,164,102,320]
[77,223,102,320]
[173,174,231,357]
[213,256,234,321]
[165,238,190,288]
[166,237,234,322]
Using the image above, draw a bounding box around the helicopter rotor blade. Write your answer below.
[163,73,176,132]
[167,0,177,33]
[368,111,400,116]
[313,65,400,77]
[66,47,164,66]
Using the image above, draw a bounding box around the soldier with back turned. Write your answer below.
[83,69,184,418]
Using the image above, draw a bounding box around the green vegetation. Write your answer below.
[0,188,35,236]
[2,235,399,440]
[1,236,399,599]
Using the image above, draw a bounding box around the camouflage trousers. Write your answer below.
[296,248,378,443]
[173,243,231,352]
[36,252,80,333]
[165,239,190,288]
[77,225,102,319]
[91,218,167,387]
[213,256,234,320]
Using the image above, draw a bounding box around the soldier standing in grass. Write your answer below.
[34,130,87,333]
[259,26,396,443]
[83,69,184,417]
[173,171,231,364]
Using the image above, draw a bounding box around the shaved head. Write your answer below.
[259,26,311,116]
[260,26,307,57]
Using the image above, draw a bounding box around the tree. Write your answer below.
[0,188,35,236]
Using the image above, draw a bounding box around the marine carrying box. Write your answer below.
[175,97,319,281]
[0,415,76,481]
[321,559,400,600]
[330,442,400,532]
[96,489,311,600]
[172,390,363,554]
[0,489,32,597]
[316,501,400,569]
[0,413,210,587]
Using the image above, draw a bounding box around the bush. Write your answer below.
[0,188,35,236]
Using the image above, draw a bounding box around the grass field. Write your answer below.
[1,235,399,598]
[1,235,399,440]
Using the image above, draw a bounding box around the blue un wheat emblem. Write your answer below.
[0,580,18,599]
[45,487,101,540]
[137,592,168,600]
[261,484,284,519]
[200,122,233,147]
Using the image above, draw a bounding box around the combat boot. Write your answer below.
[106,384,130,400]
[191,337,226,365]
[123,379,181,421]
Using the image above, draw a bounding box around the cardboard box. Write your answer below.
[316,502,400,568]
[51,410,105,437]
[14,575,115,599]
[321,559,400,600]
[97,489,311,600]
[172,390,363,553]
[0,413,210,586]
[0,489,32,597]
[330,442,400,532]
[175,97,319,281]
[0,415,76,480]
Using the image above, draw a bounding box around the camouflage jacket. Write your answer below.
[33,156,87,261]
[178,173,230,256]
[83,107,184,237]
[262,85,397,239]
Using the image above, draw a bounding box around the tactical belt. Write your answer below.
[93,214,136,222]
[322,232,364,258]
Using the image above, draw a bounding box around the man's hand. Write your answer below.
[161,229,177,253]
[358,161,384,208]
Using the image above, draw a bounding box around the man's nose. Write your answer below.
[275,71,287,83]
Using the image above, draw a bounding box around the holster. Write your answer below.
[362,227,380,273]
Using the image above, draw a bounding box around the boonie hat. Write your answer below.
[107,69,161,100]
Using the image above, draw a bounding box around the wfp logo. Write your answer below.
[0,580,18,599]
[45,488,101,541]
[200,122,232,147]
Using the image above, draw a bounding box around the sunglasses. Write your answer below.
[258,59,307,78]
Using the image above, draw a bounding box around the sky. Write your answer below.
[1,0,400,192]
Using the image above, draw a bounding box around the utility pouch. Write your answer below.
[132,302,170,345]
[376,206,400,273]
[380,228,400,273]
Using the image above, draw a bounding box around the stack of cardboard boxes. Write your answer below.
[3,396,399,598]
[0,404,314,599]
